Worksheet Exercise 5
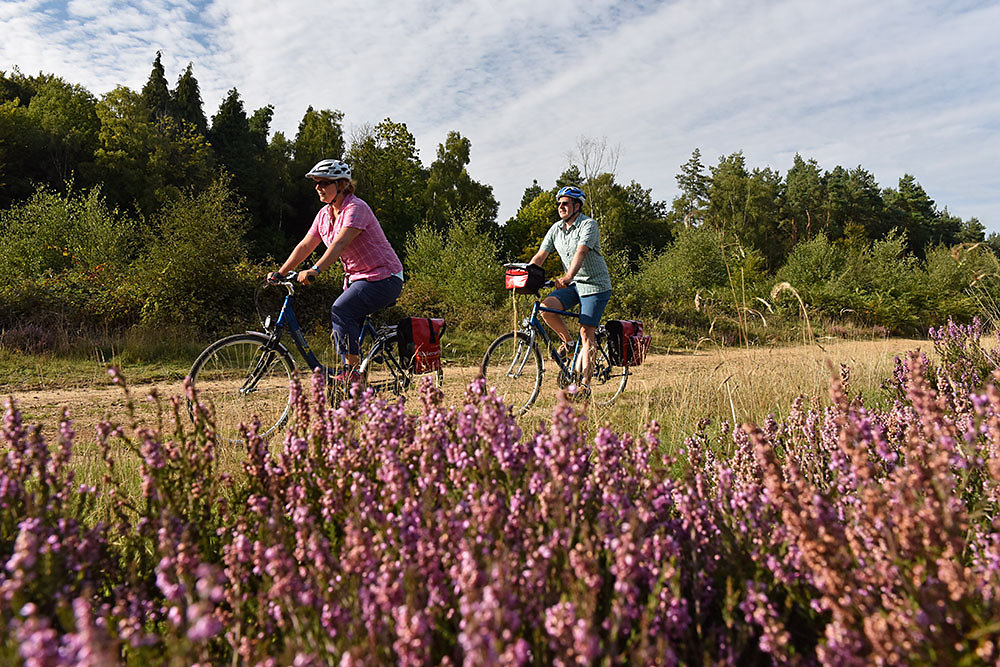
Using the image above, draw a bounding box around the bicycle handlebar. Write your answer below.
[267,271,301,293]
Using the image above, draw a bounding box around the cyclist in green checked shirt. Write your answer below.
[528,186,613,397]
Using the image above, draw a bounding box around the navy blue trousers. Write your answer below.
[331,276,403,356]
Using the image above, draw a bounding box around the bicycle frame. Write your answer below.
[268,286,381,373]
[522,300,587,380]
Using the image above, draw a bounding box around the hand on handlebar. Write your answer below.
[297,269,318,285]
[553,276,571,289]
[267,271,285,284]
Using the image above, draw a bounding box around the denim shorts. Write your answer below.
[547,286,611,327]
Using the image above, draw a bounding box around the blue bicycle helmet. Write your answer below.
[556,186,586,204]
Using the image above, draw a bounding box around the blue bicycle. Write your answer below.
[187,271,437,442]
[480,269,629,415]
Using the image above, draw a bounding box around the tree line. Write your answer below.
[3,54,991,263]
[2,54,996,347]
[1,54,499,259]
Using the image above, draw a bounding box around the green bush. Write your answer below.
[402,207,504,322]
[0,184,141,333]
[129,180,250,332]
[774,233,845,297]
[921,244,998,323]
[0,183,138,278]
[618,226,769,328]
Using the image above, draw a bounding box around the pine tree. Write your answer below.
[140,51,171,120]
[171,62,207,135]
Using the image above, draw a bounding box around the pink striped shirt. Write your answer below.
[307,194,403,283]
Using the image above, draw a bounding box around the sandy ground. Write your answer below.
[4,337,929,442]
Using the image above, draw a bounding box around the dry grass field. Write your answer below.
[7,336,928,456]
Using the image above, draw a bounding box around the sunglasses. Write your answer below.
[557,200,573,208]
[314,180,337,188]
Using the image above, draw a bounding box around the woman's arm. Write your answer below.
[298,226,363,283]
[277,234,322,275]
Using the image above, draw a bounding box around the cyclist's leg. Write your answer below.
[577,290,611,386]
[331,276,403,367]
[541,286,580,347]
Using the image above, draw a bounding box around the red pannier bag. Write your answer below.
[397,317,446,373]
[504,263,546,295]
[605,320,651,367]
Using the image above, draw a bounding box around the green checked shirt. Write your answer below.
[540,213,612,297]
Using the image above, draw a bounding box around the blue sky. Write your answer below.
[2,0,998,230]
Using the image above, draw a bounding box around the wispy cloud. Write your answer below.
[2,0,998,227]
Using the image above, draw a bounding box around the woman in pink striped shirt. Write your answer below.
[271,159,403,383]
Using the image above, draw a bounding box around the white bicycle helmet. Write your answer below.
[305,159,352,181]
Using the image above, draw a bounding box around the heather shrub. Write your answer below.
[4,317,1000,663]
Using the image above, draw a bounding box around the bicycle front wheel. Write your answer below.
[188,333,295,443]
[481,332,543,415]
[590,337,629,406]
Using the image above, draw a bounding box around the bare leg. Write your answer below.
[539,296,572,345]
[579,324,597,386]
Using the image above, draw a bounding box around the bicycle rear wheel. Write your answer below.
[480,331,543,415]
[188,333,295,443]
[590,335,629,406]
[360,333,415,398]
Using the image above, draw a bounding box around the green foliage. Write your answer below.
[0,184,136,277]
[401,207,504,323]
[774,233,847,312]
[782,154,823,242]
[618,226,728,320]
[94,85,215,215]
[0,185,140,333]
[130,179,250,330]
[922,243,999,322]
[171,63,208,135]
[346,119,427,254]
[671,148,709,226]
[24,76,99,183]
[503,190,558,261]
[423,130,498,231]
[140,52,171,120]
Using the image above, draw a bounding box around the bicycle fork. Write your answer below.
[241,341,282,395]
[504,330,539,379]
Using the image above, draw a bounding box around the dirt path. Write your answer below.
[5,337,928,440]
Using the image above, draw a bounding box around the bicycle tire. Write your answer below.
[480,331,543,415]
[188,333,295,444]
